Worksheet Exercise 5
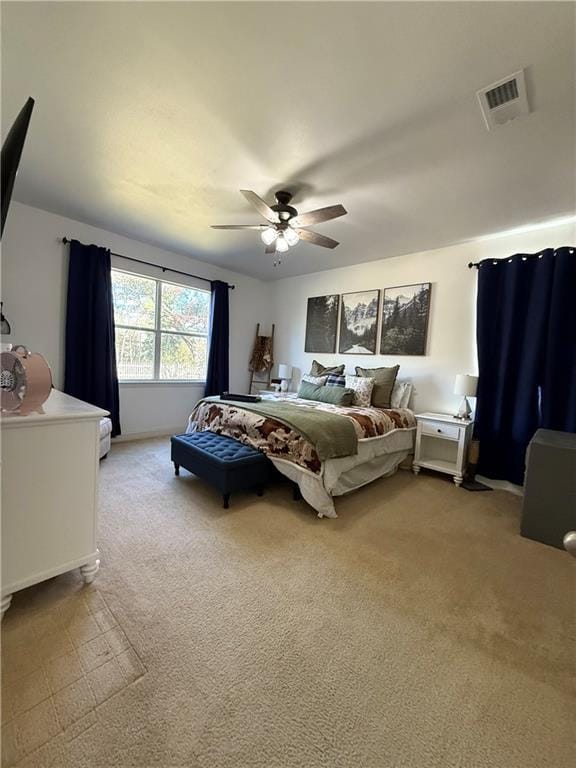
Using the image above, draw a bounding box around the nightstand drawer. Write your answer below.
[421,421,461,441]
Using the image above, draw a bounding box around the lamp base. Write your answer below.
[454,396,472,420]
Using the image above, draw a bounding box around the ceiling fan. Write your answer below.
[211,190,347,264]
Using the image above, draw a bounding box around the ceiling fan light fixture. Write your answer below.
[261,226,278,246]
[212,189,346,256]
[284,228,300,246]
[276,234,289,253]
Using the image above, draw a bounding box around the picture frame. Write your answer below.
[304,294,340,353]
[338,290,380,354]
[380,282,431,356]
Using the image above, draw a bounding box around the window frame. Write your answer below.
[111,267,211,385]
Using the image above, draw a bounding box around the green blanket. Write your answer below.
[202,397,358,461]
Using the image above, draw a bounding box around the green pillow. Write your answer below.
[310,360,345,377]
[355,365,400,408]
[298,381,354,406]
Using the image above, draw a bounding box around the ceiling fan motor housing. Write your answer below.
[271,190,297,221]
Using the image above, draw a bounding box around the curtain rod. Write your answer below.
[61,237,235,289]
[468,248,574,269]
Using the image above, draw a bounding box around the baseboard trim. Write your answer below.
[476,475,524,496]
[112,427,184,443]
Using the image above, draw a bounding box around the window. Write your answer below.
[111,269,211,382]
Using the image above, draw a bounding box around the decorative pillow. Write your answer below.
[399,383,413,409]
[355,365,400,408]
[297,381,354,406]
[302,374,328,386]
[325,373,346,387]
[390,381,407,409]
[391,381,413,409]
[310,360,345,377]
[345,375,374,408]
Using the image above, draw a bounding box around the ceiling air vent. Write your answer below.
[477,70,529,131]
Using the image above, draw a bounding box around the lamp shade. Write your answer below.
[454,374,478,397]
[278,364,292,380]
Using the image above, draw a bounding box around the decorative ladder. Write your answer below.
[248,323,275,394]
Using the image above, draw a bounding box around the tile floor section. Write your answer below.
[1,583,146,766]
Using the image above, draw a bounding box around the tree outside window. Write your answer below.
[111,270,210,381]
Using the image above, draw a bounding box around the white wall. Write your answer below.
[270,220,575,415]
[2,202,573,435]
[1,203,272,437]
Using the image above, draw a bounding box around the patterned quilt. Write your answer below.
[187,398,416,474]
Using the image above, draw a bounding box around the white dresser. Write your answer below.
[1,390,108,618]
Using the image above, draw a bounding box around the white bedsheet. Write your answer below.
[270,427,415,518]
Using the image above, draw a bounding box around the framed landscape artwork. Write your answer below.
[304,294,339,353]
[380,282,431,355]
[338,290,380,354]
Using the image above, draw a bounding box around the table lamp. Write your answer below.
[278,364,292,392]
[454,374,478,420]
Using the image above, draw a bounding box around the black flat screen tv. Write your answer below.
[1,97,35,238]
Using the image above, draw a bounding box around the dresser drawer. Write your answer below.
[421,421,461,440]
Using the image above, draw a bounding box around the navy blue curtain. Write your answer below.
[64,240,121,436]
[475,246,575,485]
[541,248,576,432]
[204,280,229,396]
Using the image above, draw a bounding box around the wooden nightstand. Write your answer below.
[413,412,474,486]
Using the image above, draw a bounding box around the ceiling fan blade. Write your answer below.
[265,241,277,254]
[240,190,279,223]
[294,228,339,249]
[211,224,266,230]
[290,204,347,228]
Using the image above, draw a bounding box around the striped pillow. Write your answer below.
[325,374,346,387]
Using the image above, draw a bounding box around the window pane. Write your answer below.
[115,328,155,380]
[112,271,156,328]
[160,334,207,380]
[160,283,210,334]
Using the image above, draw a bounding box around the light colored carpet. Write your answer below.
[2,437,574,768]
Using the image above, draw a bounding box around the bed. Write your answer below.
[186,395,416,518]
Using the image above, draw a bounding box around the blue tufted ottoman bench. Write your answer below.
[170,431,274,509]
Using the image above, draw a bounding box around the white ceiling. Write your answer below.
[2,1,575,279]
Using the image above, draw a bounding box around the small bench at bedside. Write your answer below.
[170,431,275,508]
